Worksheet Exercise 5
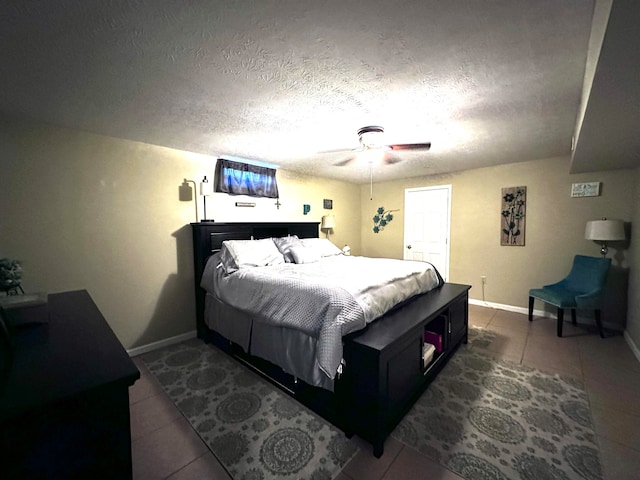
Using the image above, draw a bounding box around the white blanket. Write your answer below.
[201,254,443,380]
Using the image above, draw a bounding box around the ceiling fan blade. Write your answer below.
[383,153,403,165]
[318,147,358,154]
[334,156,356,167]
[388,142,431,151]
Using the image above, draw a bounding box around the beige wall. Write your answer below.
[626,167,640,348]
[209,169,360,254]
[360,157,636,330]
[0,116,360,349]
[1,115,636,349]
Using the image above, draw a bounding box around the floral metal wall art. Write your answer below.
[373,207,399,233]
[501,186,526,246]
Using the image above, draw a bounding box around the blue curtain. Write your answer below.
[214,159,279,198]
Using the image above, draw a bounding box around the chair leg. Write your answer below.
[595,309,605,338]
[571,309,577,325]
[557,308,564,337]
[528,296,534,322]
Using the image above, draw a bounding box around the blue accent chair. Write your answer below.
[528,255,611,337]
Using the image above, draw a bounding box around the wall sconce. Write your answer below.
[180,178,198,222]
[200,176,214,222]
[585,218,625,257]
[321,214,336,238]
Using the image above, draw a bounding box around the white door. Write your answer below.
[404,186,451,280]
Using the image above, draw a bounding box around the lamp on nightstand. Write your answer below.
[200,176,214,222]
[585,218,625,258]
[321,215,335,239]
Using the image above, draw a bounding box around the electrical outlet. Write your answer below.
[481,275,487,285]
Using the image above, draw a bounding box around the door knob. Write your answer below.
[407,245,412,249]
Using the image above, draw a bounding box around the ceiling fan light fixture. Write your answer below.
[358,125,385,148]
[328,125,431,167]
[358,147,386,164]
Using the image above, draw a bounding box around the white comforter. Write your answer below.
[201,254,443,381]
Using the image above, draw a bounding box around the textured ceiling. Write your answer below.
[0,0,606,183]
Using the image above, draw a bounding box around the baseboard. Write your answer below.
[468,298,623,332]
[468,298,550,318]
[127,330,197,357]
[624,330,640,363]
[127,307,639,363]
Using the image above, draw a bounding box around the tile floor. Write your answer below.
[129,305,640,480]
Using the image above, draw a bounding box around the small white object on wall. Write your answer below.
[571,182,600,197]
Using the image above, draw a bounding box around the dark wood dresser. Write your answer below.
[0,290,140,479]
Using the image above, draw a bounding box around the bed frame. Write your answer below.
[191,221,470,457]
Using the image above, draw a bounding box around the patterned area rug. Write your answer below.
[141,339,358,479]
[392,327,603,480]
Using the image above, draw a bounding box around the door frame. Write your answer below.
[403,185,452,280]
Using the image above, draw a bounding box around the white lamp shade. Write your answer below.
[321,215,336,229]
[200,178,213,196]
[585,219,625,241]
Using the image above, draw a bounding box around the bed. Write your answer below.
[191,222,470,457]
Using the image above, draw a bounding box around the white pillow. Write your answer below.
[290,246,321,264]
[300,238,343,257]
[220,239,285,273]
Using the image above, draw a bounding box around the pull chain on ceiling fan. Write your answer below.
[370,164,373,200]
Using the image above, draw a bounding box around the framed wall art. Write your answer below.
[501,186,526,246]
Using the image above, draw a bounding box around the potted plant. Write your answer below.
[0,258,22,293]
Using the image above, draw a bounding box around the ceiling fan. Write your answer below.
[320,126,431,200]
[324,126,431,167]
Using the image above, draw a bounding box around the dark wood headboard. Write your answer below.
[190,222,320,339]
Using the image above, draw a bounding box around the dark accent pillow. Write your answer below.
[272,235,303,263]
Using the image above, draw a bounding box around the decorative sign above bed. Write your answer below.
[372,207,399,234]
[501,186,526,246]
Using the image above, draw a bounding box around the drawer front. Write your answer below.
[449,295,468,346]
[386,336,422,418]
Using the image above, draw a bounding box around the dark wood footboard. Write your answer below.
[342,283,469,457]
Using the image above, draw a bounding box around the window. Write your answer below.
[214,158,279,198]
